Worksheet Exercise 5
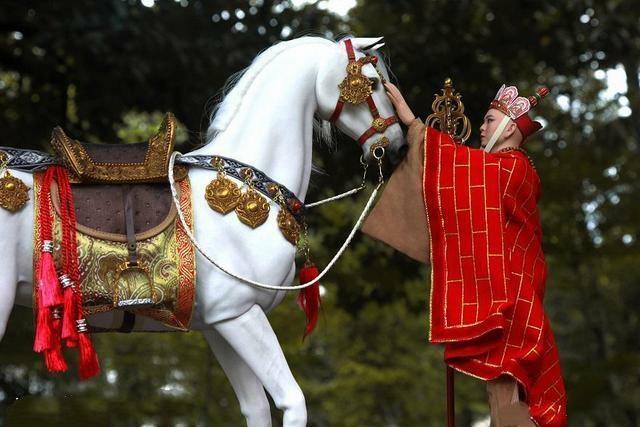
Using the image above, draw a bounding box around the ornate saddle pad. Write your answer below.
[50,183,176,241]
[48,113,188,237]
[34,174,196,331]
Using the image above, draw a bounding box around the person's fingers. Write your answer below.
[385,82,401,96]
[386,93,400,107]
[385,90,397,102]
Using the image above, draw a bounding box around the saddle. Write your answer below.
[49,112,187,240]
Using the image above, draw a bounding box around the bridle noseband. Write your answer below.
[329,39,398,153]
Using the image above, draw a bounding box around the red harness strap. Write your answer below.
[357,116,399,145]
[329,39,398,145]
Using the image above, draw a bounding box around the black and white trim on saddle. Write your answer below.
[0,147,306,224]
[0,147,58,172]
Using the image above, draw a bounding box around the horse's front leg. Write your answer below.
[213,304,306,427]
[0,262,17,341]
[0,172,35,341]
[202,328,272,427]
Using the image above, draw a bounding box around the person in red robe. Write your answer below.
[366,82,567,426]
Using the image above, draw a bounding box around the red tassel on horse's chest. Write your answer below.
[297,263,321,338]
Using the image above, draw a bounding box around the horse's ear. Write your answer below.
[351,37,385,52]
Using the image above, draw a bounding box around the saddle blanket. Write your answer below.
[33,173,196,331]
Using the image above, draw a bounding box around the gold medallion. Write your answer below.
[205,174,241,214]
[0,172,29,212]
[235,189,270,228]
[372,117,387,132]
[277,208,300,245]
[339,73,373,104]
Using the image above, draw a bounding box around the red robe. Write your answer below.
[423,127,567,426]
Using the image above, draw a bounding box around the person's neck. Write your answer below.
[491,139,521,153]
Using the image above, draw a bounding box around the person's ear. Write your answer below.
[503,121,518,140]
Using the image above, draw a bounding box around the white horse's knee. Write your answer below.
[0,320,6,342]
[280,387,307,426]
[0,300,14,342]
[240,398,272,427]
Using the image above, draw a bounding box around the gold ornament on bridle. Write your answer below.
[0,151,30,212]
[426,78,471,144]
[338,57,376,105]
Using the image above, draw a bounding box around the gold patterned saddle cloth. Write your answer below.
[34,113,197,331]
[33,174,196,331]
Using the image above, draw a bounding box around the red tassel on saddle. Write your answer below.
[297,262,321,338]
[34,168,59,354]
[38,246,62,308]
[44,308,68,372]
[77,319,100,380]
[33,301,53,353]
[60,274,79,347]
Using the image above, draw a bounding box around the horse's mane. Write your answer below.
[206,36,337,148]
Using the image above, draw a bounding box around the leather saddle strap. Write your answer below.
[122,186,139,328]
[119,311,136,333]
[123,185,138,266]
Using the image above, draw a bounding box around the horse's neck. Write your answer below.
[191,45,326,201]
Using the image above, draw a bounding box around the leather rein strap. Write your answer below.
[328,39,398,145]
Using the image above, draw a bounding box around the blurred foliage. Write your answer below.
[1,0,639,426]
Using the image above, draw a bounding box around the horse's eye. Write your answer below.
[369,78,379,90]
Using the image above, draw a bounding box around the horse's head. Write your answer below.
[316,37,406,164]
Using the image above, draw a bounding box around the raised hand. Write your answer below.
[385,82,416,126]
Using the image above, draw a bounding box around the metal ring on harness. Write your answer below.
[372,145,385,160]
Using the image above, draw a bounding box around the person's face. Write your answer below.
[480,108,507,149]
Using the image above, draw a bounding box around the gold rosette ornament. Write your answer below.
[277,209,300,245]
[205,157,241,214]
[236,190,270,228]
[0,151,29,212]
[338,61,373,104]
[235,168,270,228]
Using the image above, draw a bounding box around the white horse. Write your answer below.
[1,36,404,426]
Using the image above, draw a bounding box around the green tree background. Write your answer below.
[1,0,638,426]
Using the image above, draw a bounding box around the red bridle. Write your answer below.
[328,39,398,146]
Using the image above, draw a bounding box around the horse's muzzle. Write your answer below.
[388,142,409,166]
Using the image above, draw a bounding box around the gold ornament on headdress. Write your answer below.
[0,151,29,212]
[426,78,471,144]
[205,157,241,214]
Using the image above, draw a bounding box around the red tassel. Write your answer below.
[44,316,68,372]
[45,347,68,372]
[78,330,100,380]
[60,276,79,345]
[38,251,62,308]
[297,263,321,338]
[33,304,53,353]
